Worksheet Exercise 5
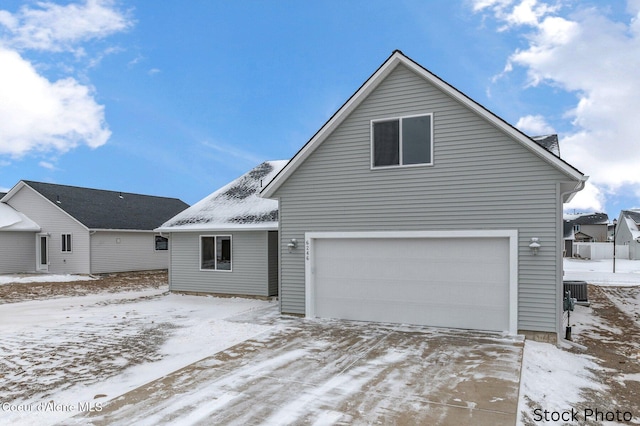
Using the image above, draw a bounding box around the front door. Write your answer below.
[37,234,49,272]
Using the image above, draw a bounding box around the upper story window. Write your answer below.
[372,113,433,168]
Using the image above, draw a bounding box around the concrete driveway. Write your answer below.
[71,307,523,425]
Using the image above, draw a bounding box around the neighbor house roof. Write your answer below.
[1,181,189,231]
[621,209,640,240]
[261,50,586,199]
[0,202,40,232]
[564,212,609,225]
[532,134,560,157]
[157,160,288,232]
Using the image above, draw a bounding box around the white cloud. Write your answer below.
[1,0,132,53]
[516,114,554,135]
[472,0,640,212]
[0,47,110,156]
[564,181,605,213]
[0,0,133,159]
[39,161,57,170]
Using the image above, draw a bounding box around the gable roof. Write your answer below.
[157,160,288,232]
[261,50,586,199]
[620,209,640,241]
[2,181,189,231]
[0,202,40,232]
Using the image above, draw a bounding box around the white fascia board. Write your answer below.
[90,228,157,233]
[155,223,278,233]
[5,181,90,232]
[261,51,584,199]
[261,54,403,199]
[394,56,585,181]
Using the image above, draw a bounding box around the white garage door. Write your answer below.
[308,233,516,333]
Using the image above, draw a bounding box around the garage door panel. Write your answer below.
[312,236,511,332]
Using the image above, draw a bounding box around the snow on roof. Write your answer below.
[0,202,40,231]
[531,134,560,157]
[563,212,609,224]
[621,210,640,240]
[158,160,288,232]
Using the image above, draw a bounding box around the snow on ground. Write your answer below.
[516,258,640,424]
[0,274,95,285]
[0,289,274,426]
[517,341,605,424]
[563,258,640,286]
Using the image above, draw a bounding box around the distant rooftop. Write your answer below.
[17,181,189,230]
[564,212,609,225]
[532,134,560,157]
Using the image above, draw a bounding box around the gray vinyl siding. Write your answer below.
[90,231,169,274]
[268,231,279,296]
[272,63,575,333]
[0,232,36,273]
[6,187,90,274]
[169,231,270,296]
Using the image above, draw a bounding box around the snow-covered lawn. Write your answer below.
[517,258,640,425]
[0,274,95,285]
[1,260,639,425]
[0,286,275,425]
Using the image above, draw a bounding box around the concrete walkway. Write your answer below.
[69,310,523,425]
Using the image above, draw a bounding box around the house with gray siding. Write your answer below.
[617,209,640,260]
[261,50,586,340]
[156,161,287,297]
[0,181,188,274]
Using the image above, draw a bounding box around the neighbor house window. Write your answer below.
[372,113,433,167]
[61,234,72,252]
[155,235,169,251]
[200,235,232,271]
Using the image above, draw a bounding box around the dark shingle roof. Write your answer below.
[567,212,609,225]
[532,134,560,157]
[23,181,189,230]
[0,192,6,199]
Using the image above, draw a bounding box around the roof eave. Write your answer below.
[261,50,585,198]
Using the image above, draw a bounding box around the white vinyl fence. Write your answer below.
[573,242,629,260]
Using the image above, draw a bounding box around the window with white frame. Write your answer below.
[200,235,232,271]
[155,235,168,251]
[372,113,433,168]
[61,234,72,252]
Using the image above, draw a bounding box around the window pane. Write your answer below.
[217,236,232,270]
[155,236,168,251]
[373,120,399,167]
[201,237,216,269]
[402,115,431,165]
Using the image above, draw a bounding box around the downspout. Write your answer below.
[158,231,171,291]
[557,178,588,347]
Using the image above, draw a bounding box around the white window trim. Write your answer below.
[370,112,434,169]
[61,233,73,253]
[199,235,233,272]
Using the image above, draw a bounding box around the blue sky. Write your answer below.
[1,0,639,219]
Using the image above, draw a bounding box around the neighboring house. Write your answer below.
[564,212,609,243]
[261,50,586,340]
[0,181,188,274]
[156,161,287,297]
[0,202,40,274]
[617,209,640,260]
